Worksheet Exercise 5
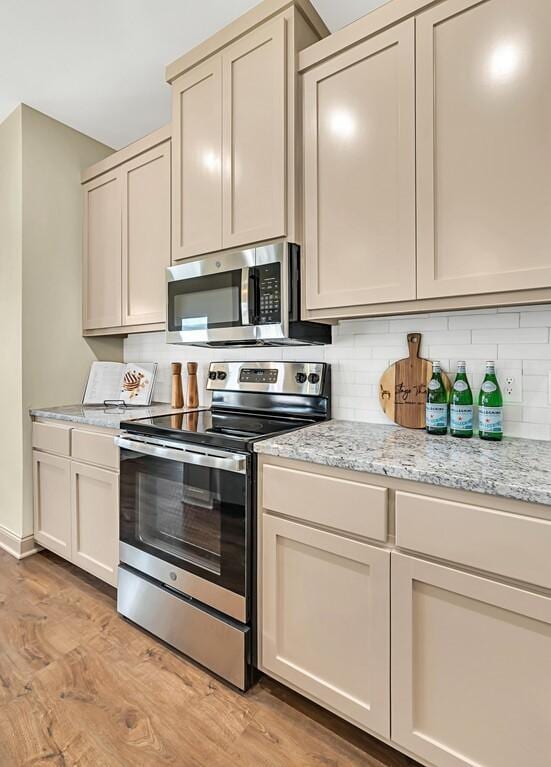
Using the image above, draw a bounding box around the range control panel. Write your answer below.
[257,262,282,325]
[207,361,328,397]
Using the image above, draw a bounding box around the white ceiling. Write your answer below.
[0,0,386,148]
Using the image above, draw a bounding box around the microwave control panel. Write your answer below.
[257,263,281,325]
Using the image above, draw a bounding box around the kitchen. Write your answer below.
[1,0,551,764]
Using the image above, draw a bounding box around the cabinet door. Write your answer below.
[71,462,119,586]
[32,450,71,560]
[172,57,223,260]
[82,171,122,329]
[417,0,551,298]
[391,553,551,767]
[222,17,287,248]
[262,514,390,736]
[303,21,416,311]
[121,142,170,325]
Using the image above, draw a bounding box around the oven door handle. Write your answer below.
[115,437,247,474]
[241,266,251,325]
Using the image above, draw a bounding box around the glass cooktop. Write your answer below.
[121,409,314,451]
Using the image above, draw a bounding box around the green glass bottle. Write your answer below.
[478,360,503,441]
[450,361,473,438]
[426,361,448,435]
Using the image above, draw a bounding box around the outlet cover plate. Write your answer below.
[503,373,522,404]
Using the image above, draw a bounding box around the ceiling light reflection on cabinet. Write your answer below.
[487,41,524,84]
[329,109,356,140]
[202,150,220,173]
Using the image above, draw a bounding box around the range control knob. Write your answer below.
[208,370,217,380]
[217,371,227,380]
[308,373,320,385]
[295,372,307,384]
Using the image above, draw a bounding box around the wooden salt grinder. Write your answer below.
[171,363,184,408]
[187,362,199,408]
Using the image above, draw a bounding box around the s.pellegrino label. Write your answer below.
[426,361,448,435]
[478,361,503,441]
[450,361,473,438]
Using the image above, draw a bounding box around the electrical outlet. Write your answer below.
[503,373,522,404]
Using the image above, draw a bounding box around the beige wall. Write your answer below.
[0,107,24,538]
[0,104,123,542]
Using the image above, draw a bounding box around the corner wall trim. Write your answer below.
[0,526,41,560]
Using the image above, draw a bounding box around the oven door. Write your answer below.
[166,249,257,345]
[117,436,251,623]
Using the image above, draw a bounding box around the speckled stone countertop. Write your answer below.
[30,404,206,429]
[254,420,551,506]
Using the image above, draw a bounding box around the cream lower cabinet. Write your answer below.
[32,422,119,587]
[391,552,551,767]
[33,451,72,560]
[71,462,119,586]
[261,513,390,737]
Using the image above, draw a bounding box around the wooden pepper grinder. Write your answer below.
[187,362,199,409]
[171,363,184,408]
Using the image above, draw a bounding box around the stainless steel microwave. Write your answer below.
[166,241,331,347]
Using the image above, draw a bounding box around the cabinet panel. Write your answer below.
[222,17,287,248]
[32,451,71,560]
[392,553,551,767]
[304,20,416,311]
[417,0,551,298]
[172,57,223,260]
[71,462,119,586]
[263,464,387,541]
[83,171,122,329]
[71,428,119,471]
[32,421,71,457]
[122,142,170,324]
[262,514,390,736]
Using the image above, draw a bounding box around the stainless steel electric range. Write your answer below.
[115,361,331,690]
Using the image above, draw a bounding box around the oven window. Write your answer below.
[137,470,222,574]
[168,270,242,331]
[119,451,248,597]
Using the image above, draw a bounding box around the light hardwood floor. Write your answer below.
[0,550,420,767]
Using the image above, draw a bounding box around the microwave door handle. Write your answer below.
[115,437,246,474]
[241,267,250,325]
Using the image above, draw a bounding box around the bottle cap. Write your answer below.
[432,360,440,367]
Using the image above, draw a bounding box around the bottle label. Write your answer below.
[450,405,473,431]
[479,406,503,434]
[428,379,441,391]
[453,380,468,392]
[481,381,497,393]
[426,403,447,429]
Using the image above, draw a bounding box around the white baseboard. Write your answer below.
[0,525,41,559]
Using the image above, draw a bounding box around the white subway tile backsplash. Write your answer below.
[125,304,551,441]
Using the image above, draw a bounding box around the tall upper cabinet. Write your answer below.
[167,0,329,262]
[301,0,551,319]
[82,126,171,335]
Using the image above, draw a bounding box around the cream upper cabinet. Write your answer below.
[222,17,287,248]
[391,552,551,767]
[261,513,390,737]
[32,450,72,560]
[416,0,551,299]
[82,127,170,334]
[168,2,328,260]
[172,57,223,260]
[71,461,119,587]
[122,141,171,325]
[83,170,123,330]
[303,20,416,311]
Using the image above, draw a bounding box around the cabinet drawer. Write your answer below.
[396,491,551,589]
[71,428,119,471]
[32,421,71,456]
[262,464,387,541]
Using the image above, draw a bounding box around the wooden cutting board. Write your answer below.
[378,333,451,429]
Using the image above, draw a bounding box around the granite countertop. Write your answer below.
[30,403,206,429]
[254,420,551,507]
